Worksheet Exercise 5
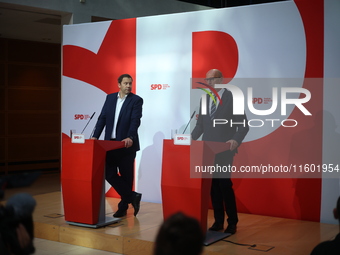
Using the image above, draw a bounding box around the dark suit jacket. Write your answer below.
[192,89,249,153]
[93,92,143,152]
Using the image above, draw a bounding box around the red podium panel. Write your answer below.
[61,137,124,226]
[161,139,229,233]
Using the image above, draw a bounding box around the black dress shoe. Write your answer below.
[113,209,127,218]
[224,224,237,234]
[131,192,142,216]
[208,222,224,231]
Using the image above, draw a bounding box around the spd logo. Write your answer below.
[150,84,170,90]
[74,114,91,120]
[253,98,272,104]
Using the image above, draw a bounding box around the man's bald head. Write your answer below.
[206,69,223,79]
[205,69,224,91]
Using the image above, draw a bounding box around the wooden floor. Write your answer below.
[3,173,339,255]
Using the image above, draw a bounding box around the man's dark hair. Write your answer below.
[118,74,133,84]
[154,212,204,255]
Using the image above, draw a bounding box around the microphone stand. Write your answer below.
[182,111,196,134]
[81,112,95,134]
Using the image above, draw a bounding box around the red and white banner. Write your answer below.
[62,0,340,223]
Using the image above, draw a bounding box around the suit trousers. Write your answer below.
[105,148,136,211]
[210,150,238,226]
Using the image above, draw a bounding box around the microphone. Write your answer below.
[81,112,95,134]
[89,113,101,139]
[182,111,196,134]
[89,126,96,139]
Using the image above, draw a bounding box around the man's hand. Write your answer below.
[122,137,133,148]
[90,137,97,140]
[226,139,239,151]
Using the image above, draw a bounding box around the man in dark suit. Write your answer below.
[192,69,249,234]
[92,74,143,217]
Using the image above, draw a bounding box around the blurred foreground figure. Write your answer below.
[0,193,36,255]
[311,196,340,255]
[154,212,204,255]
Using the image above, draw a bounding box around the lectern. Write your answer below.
[61,136,124,228]
[161,139,231,245]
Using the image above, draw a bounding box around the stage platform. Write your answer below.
[33,191,338,255]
